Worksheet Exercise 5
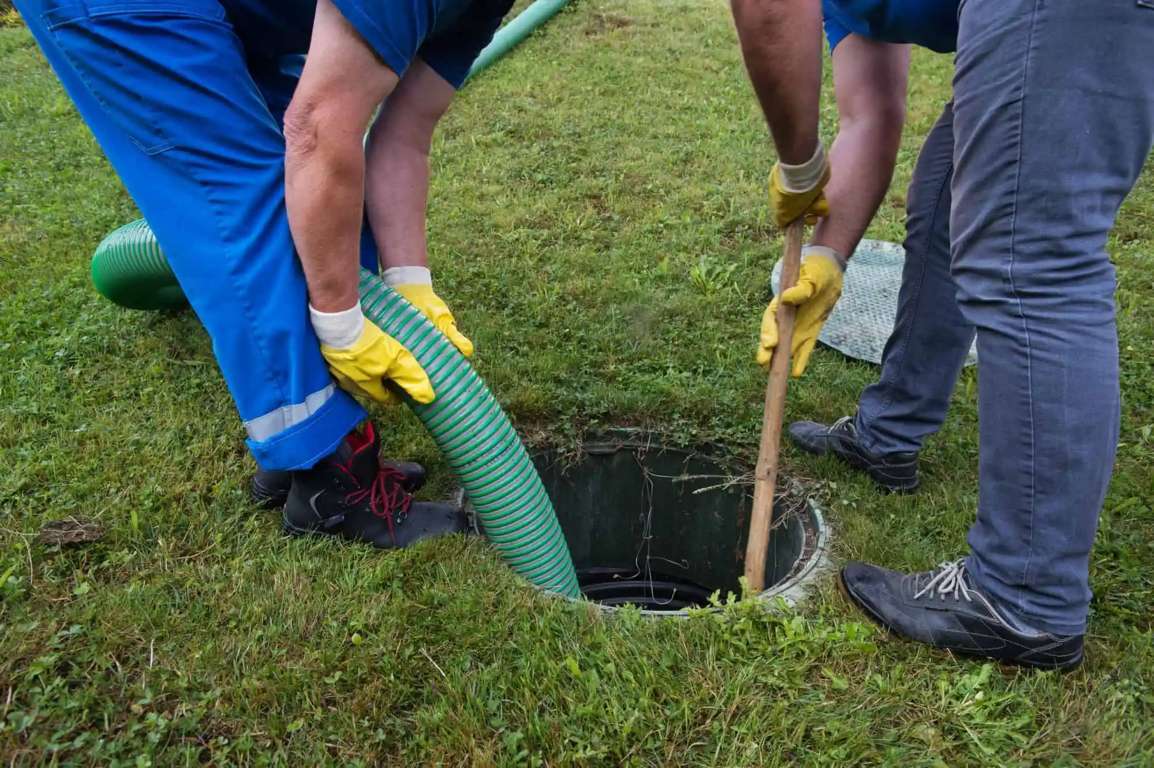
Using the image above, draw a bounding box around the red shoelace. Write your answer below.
[346,466,412,541]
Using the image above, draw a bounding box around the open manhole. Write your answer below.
[473,433,830,615]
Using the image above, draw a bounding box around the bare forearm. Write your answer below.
[812,38,909,256]
[366,128,431,270]
[811,117,903,255]
[283,0,401,314]
[731,0,823,163]
[285,110,367,312]
[364,60,454,272]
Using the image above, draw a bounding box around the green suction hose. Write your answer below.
[465,0,571,81]
[92,221,580,598]
[91,219,188,311]
[356,270,579,595]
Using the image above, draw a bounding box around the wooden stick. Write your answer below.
[744,219,804,593]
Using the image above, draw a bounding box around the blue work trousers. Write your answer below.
[856,0,1154,633]
[17,0,373,470]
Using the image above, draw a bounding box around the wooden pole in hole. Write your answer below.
[744,219,804,593]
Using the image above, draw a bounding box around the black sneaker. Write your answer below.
[841,559,1084,671]
[250,421,426,508]
[281,427,467,549]
[789,416,919,492]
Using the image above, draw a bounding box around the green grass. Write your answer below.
[2,1,1153,764]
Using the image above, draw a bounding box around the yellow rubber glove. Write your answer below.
[769,162,831,229]
[320,319,435,405]
[757,247,844,377]
[393,283,475,357]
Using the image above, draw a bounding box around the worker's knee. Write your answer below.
[283,97,322,159]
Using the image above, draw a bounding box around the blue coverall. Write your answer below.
[15,0,511,470]
[822,0,1154,633]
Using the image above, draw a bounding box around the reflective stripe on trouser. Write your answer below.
[244,384,337,442]
[16,0,367,470]
[951,0,1154,635]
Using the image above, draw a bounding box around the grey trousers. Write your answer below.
[857,0,1154,633]
[855,103,971,458]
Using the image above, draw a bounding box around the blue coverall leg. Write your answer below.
[16,0,367,470]
[17,0,514,471]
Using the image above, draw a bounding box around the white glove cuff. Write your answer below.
[309,301,365,349]
[383,266,432,287]
[803,244,847,271]
[777,141,827,193]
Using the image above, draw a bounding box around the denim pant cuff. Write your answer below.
[966,556,1087,637]
[852,408,898,456]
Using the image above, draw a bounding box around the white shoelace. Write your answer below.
[828,415,855,435]
[912,559,973,602]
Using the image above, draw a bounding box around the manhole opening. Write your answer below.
[525,435,816,614]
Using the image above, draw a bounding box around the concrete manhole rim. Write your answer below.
[464,429,835,618]
[552,498,833,618]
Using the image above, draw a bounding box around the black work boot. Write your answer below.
[841,559,1084,671]
[250,421,426,508]
[789,415,919,492]
[281,426,467,549]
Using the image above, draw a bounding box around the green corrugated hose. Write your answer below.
[91,221,581,598]
[465,0,570,81]
[91,219,190,311]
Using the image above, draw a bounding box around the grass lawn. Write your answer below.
[3,1,1154,764]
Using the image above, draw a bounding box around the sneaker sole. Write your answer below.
[251,477,288,509]
[793,437,919,494]
[837,571,1083,672]
[280,515,392,549]
[281,510,415,550]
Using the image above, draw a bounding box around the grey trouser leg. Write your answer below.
[856,102,975,456]
[952,0,1154,634]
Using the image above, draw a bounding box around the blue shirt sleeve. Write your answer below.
[822,0,855,53]
[823,0,959,53]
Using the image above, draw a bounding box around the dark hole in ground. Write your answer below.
[529,435,810,613]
